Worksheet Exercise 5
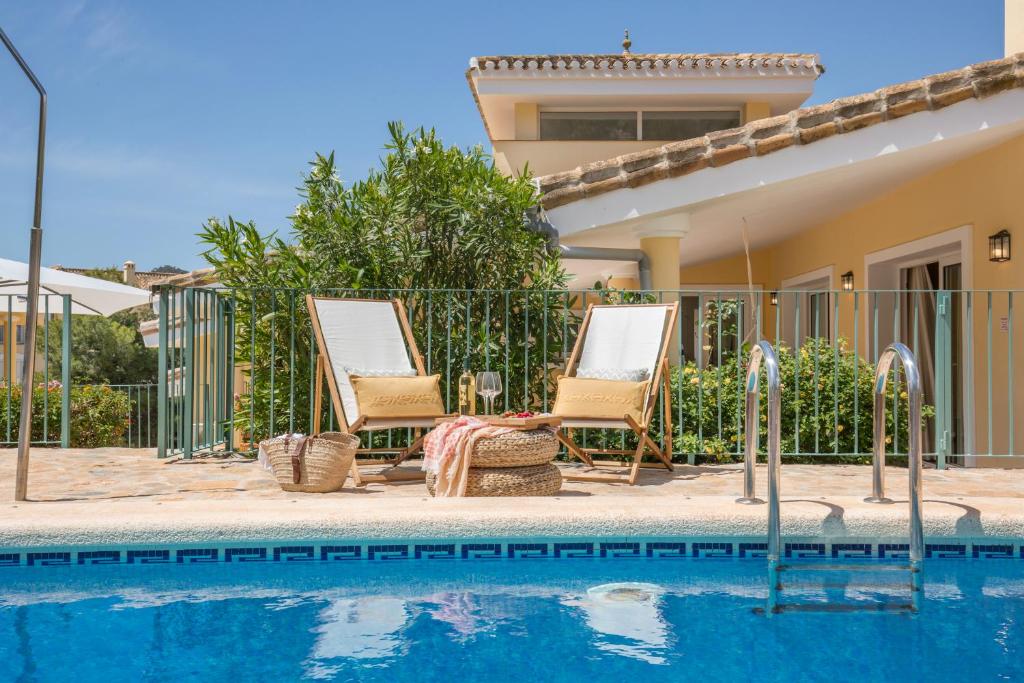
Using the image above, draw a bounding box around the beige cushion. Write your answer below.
[350,374,445,419]
[552,377,650,423]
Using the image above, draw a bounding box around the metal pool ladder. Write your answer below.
[741,341,924,615]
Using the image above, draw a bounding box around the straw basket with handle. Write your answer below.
[261,432,359,493]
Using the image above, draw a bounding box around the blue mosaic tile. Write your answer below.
[646,542,687,559]
[785,543,826,559]
[507,543,549,559]
[972,544,1014,559]
[691,542,734,559]
[225,547,267,562]
[77,550,122,565]
[831,543,872,559]
[126,550,171,564]
[176,548,219,564]
[273,546,314,562]
[367,544,410,561]
[599,542,641,559]
[415,544,456,560]
[461,543,502,560]
[738,542,767,559]
[27,552,71,567]
[926,544,966,559]
[6,538,1023,568]
[878,543,909,560]
[553,542,594,558]
[320,545,361,561]
[0,553,21,567]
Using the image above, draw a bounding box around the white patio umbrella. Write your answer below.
[0,257,152,315]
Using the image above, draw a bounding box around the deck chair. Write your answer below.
[307,296,454,485]
[555,302,679,485]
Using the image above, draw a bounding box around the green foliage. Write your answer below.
[0,382,131,448]
[575,337,933,464]
[43,316,157,386]
[37,266,157,385]
[199,123,570,444]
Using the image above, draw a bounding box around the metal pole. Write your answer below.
[737,346,767,505]
[2,26,48,502]
[60,295,71,448]
[868,343,925,566]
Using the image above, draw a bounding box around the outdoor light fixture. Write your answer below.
[769,291,778,306]
[989,229,1011,262]
[841,271,854,292]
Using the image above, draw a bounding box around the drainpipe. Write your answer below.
[525,206,652,290]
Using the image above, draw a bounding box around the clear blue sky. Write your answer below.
[0,0,1006,272]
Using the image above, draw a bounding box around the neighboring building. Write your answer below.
[52,260,182,290]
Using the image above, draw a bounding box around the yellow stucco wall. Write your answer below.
[1008,0,1024,56]
[676,132,1024,462]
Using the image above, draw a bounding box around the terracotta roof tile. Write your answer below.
[538,53,1024,210]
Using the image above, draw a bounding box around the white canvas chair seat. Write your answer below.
[557,303,679,485]
[307,296,452,483]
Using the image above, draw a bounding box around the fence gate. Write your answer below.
[156,286,234,458]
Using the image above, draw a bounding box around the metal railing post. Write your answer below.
[866,342,925,568]
[156,287,169,458]
[182,288,195,460]
[60,294,71,448]
[934,290,952,470]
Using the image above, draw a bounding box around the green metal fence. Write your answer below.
[1,293,72,447]
[155,286,1024,467]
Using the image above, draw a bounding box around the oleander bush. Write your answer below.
[200,122,569,445]
[580,336,934,465]
[0,382,131,448]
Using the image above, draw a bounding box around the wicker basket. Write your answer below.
[471,429,559,468]
[426,463,562,497]
[261,432,359,493]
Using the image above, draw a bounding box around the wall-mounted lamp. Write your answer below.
[841,271,854,292]
[989,229,1011,262]
[769,291,778,306]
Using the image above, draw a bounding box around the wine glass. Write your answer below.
[476,372,502,415]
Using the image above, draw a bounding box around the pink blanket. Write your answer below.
[422,417,516,497]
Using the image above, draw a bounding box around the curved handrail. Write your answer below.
[866,342,925,567]
[738,342,782,564]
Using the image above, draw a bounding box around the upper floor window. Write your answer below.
[641,110,741,140]
[538,109,740,141]
[539,112,637,141]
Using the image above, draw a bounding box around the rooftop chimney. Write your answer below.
[1008,0,1024,56]
[123,260,137,287]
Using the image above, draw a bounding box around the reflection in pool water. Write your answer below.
[0,558,1021,681]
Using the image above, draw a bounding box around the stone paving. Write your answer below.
[0,448,1021,547]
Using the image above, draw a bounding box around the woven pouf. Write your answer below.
[471,429,559,468]
[427,463,562,497]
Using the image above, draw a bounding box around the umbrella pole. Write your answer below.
[2,27,48,502]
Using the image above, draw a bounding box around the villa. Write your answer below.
[2,5,1024,680]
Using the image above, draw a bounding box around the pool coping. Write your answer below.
[1,494,1022,565]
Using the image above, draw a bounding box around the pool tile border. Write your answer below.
[0,538,1021,568]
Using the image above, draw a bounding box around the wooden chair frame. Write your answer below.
[556,302,679,485]
[307,295,453,485]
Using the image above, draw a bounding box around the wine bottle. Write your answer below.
[458,357,476,415]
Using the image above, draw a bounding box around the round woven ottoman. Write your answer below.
[427,463,562,497]
[471,429,559,468]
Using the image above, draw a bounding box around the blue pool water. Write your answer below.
[0,557,1021,682]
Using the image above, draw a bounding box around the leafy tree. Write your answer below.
[199,123,570,445]
[39,267,157,385]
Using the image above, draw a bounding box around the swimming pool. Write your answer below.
[1,549,1021,681]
